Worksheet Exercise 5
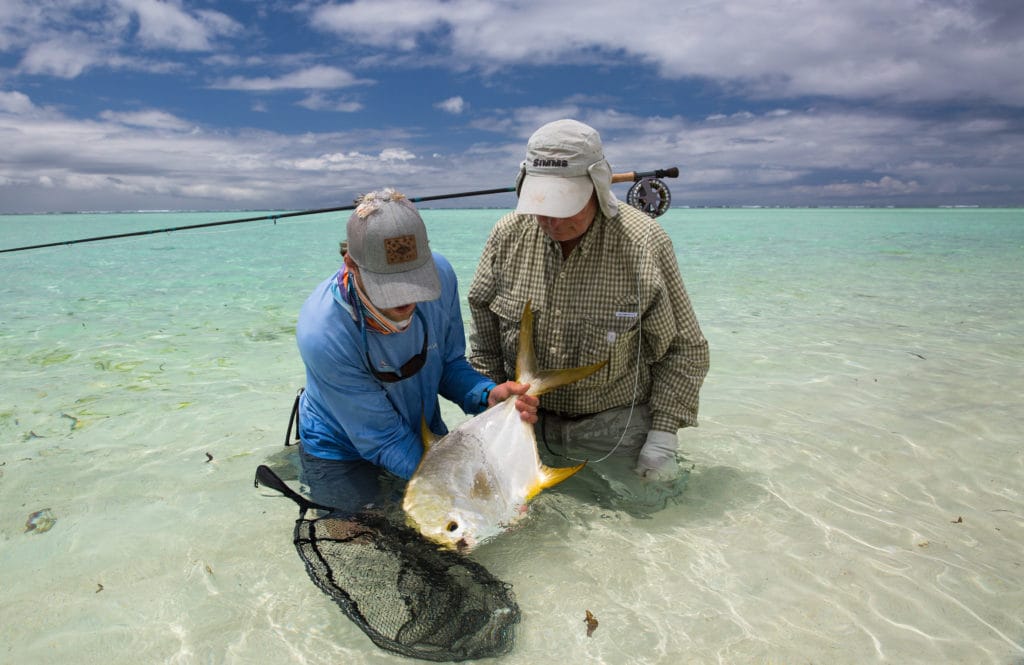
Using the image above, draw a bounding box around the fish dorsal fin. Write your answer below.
[526,461,586,501]
[515,300,539,385]
[420,414,441,452]
[515,300,607,396]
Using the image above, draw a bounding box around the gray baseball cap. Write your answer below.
[346,189,441,309]
[515,119,619,218]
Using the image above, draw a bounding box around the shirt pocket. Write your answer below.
[489,294,536,375]
[578,301,641,382]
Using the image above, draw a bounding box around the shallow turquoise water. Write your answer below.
[1,207,1022,664]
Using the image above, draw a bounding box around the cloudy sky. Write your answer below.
[1,0,1023,213]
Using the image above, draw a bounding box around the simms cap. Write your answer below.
[515,119,619,218]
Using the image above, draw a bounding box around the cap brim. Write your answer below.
[359,254,442,309]
[516,174,594,218]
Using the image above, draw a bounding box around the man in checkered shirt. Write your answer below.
[468,119,709,509]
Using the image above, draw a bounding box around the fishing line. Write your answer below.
[556,218,652,465]
[535,168,679,465]
[596,171,678,462]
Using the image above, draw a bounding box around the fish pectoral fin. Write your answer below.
[514,300,607,395]
[526,462,586,500]
[528,362,607,396]
[420,415,441,452]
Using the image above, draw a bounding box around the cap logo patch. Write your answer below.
[383,234,418,264]
[533,158,569,167]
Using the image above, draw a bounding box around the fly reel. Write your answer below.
[614,166,678,218]
[627,177,672,217]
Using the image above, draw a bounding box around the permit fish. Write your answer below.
[403,301,605,552]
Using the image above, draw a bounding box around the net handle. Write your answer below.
[255,464,335,514]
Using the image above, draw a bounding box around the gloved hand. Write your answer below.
[633,430,679,481]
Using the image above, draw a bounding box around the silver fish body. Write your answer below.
[403,400,544,550]
[403,301,604,551]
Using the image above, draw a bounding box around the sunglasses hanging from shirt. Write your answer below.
[348,275,430,383]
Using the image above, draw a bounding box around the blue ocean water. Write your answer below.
[1,207,1022,664]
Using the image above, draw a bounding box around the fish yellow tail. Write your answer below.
[526,461,587,501]
[515,301,606,396]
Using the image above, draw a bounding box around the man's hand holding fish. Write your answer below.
[486,382,539,424]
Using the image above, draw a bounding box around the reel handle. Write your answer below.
[611,167,679,184]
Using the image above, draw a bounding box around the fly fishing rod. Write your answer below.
[0,167,678,254]
[0,186,513,254]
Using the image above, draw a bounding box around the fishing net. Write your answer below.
[254,464,521,662]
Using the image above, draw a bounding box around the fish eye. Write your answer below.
[446,520,459,533]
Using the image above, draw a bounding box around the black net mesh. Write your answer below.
[255,465,520,662]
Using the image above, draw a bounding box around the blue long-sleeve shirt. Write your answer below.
[296,253,493,479]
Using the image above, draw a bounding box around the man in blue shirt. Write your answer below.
[296,188,536,515]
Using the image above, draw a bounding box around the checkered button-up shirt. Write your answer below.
[468,203,709,432]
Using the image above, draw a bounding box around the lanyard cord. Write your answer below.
[348,275,426,382]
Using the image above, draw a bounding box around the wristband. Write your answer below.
[481,385,493,407]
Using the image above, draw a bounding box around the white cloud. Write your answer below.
[3,0,240,82]
[864,176,921,194]
[291,152,373,171]
[18,39,105,78]
[312,0,1024,106]
[99,109,193,131]
[1,2,1022,211]
[0,90,34,113]
[435,96,466,114]
[7,1,1022,106]
[379,148,416,161]
[212,66,369,91]
[313,0,454,50]
[0,106,433,210]
[7,98,1018,213]
[118,0,241,51]
[297,93,364,112]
